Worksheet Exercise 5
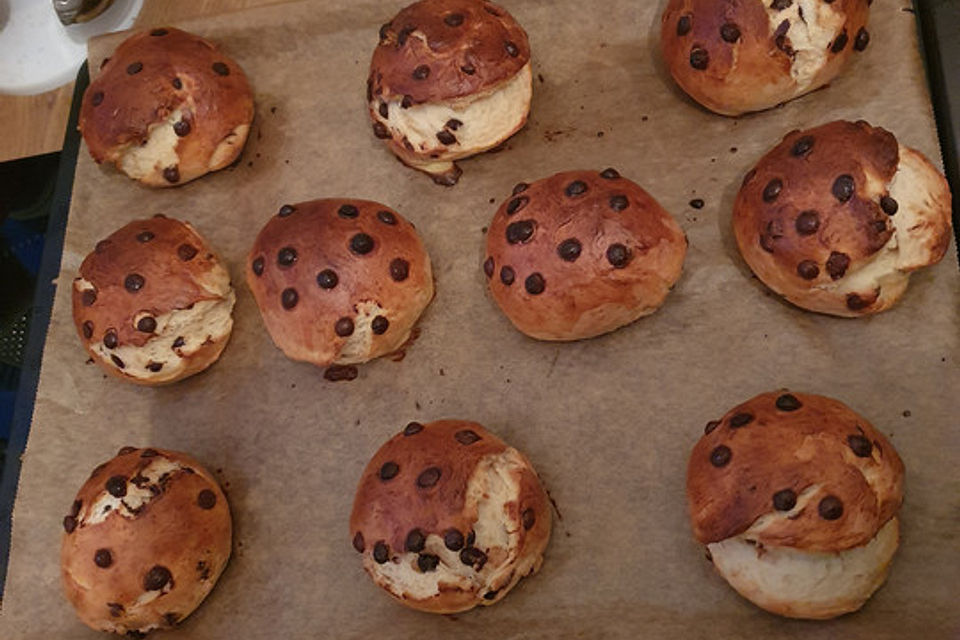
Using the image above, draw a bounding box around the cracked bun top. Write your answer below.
[734,120,952,317]
[246,199,434,367]
[350,420,551,613]
[484,169,687,341]
[60,447,231,636]
[660,0,870,115]
[687,391,904,552]
[72,215,235,385]
[79,27,254,186]
[370,0,530,105]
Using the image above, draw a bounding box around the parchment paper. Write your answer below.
[1,1,958,638]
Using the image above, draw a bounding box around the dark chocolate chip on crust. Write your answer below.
[525,273,545,295]
[606,244,631,268]
[444,13,464,26]
[826,251,850,280]
[797,260,819,280]
[609,195,629,211]
[710,445,732,467]
[338,204,359,219]
[335,317,355,337]
[436,130,458,146]
[418,554,440,572]
[91,91,104,106]
[252,257,265,276]
[317,269,338,289]
[172,77,182,90]
[118,446,137,456]
[197,489,217,509]
[775,394,802,411]
[82,289,97,306]
[281,288,299,310]
[832,175,855,202]
[373,122,391,139]
[484,257,495,278]
[124,273,145,293]
[173,120,191,137]
[818,496,844,520]
[505,41,519,57]
[762,179,783,202]
[178,244,198,261]
[416,467,441,488]
[390,258,410,282]
[773,489,797,511]
[126,62,143,75]
[353,532,365,553]
[830,30,848,53]
[720,23,741,43]
[506,220,535,244]
[378,102,388,119]
[371,316,389,335]
[854,28,870,52]
[704,420,720,434]
[104,330,118,349]
[455,429,481,445]
[403,421,423,436]
[500,266,515,286]
[377,210,397,225]
[460,63,476,75]
[373,541,390,564]
[141,448,158,457]
[63,515,77,533]
[880,196,898,215]
[771,0,792,9]
[212,62,230,76]
[136,231,155,243]
[143,566,172,591]
[460,546,487,569]
[405,529,426,552]
[677,15,691,36]
[522,508,536,530]
[506,196,529,215]
[795,210,819,235]
[729,412,754,428]
[146,362,163,373]
[792,136,814,156]
[163,166,180,183]
[565,180,588,197]
[557,238,582,262]
[82,321,94,339]
[512,182,529,195]
[689,47,709,70]
[350,233,375,255]
[412,65,430,80]
[106,475,127,497]
[379,461,399,481]
[847,434,873,457]
[846,293,872,311]
[444,529,464,551]
[600,168,620,180]
[94,549,113,568]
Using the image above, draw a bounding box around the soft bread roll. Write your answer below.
[484,169,687,341]
[61,447,231,635]
[350,420,551,613]
[79,27,254,187]
[72,216,235,385]
[246,200,434,367]
[687,391,904,619]
[660,0,871,116]
[733,120,952,317]
[368,0,532,185]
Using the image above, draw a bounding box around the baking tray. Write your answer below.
[1,1,958,637]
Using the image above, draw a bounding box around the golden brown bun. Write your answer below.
[349,420,551,613]
[79,27,254,187]
[660,0,870,116]
[687,391,903,552]
[246,200,434,367]
[61,447,231,635]
[733,120,952,317]
[72,216,235,385]
[484,169,687,341]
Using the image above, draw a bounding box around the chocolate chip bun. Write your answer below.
[61,447,231,635]
[79,27,254,187]
[350,420,551,613]
[660,0,871,116]
[733,120,952,317]
[72,216,235,385]
[246,200,434,367]
[368,0,532,185]
[484,169,687,341]
[687,391,904,619]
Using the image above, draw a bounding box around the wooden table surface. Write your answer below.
[0,0,289,163]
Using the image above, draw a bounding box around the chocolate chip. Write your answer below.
[792,135,814,156]
[797,260,819,280]
[522,508,536,530]
[82,321,94,339]
[773,489,797,511]
[143,565,172,592]
[854,27,870,52]
[565,180,588,197]
[720,24,740,43]
[416,467,441,488]
[710,445,732,467]
[177,244,198,261]
[350,233,375,255]
[762,179,783,202]
[832,175,855,202]
[776,393,802,411]
[444,529,464,551]
[704,420,720,434]
[848,434,873,457]
[82,289,97,306]
[446,119,462,131]
[609,195,629,211]
[126,62,143,75]
[500,266,515,285]
[600,168,620,180]
[103,330,118,349]
[173,119,191,137]
[506,220,535,244]
[163,166,180,183]
[338,204,359,219]
[379,461,399,481]
[483,257,495,278]
[212,62,229,76]
[373,541,389,564]
[405,528,426,552]
[729,412,753,428]
[826,251,850,280]
[106,475,127,497]
[795,210,819,235]
[137,317,157,333]
[63,515,77,533]
[445,13,464,26]
[352,532,365,553]
[460,547,487,569]
[412,65,430,80]
[91,91,104,106]
[141,448,158,458]
[831,30,848,53]
[172,77,182,90]
[689,198,704,209]
[818,496,843,520]
[847,293,872,310]
[172,337,184,349]
[316,269,338,289]
[377,210,397,225]
[197,489,217,510]
[771,0,792,9]
[455,429,481,445]
[378,102,388,119]
[690,47,709,70]
[146,362,163,373]
[401,95,414,109]
[437,130,457,145]
[277,247,298,267]
[677,15,691,36]
[150,28,167,36]
[107,602,124,617]
[512,182,529,195]
[94,549,112,568]
[335,317,354,337]
[124,273,145,293]
[418,554,440,572]
[373,122,391,139]
[252,257,265,276]
[505,41,519,57]
[607,244,631,268]
[461,63,476,75]
[525,273,545,295]
[281,288,299,310]
[557,238,582,262]
[136,231,154,243]
[467,530,476,546]
[372,316,389,335]
[880,196,898,215]
[118,446,137,456]
[390,258,410,281]
[163,613,179,627]
[403,421,423,436]
[506,196,529,215]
